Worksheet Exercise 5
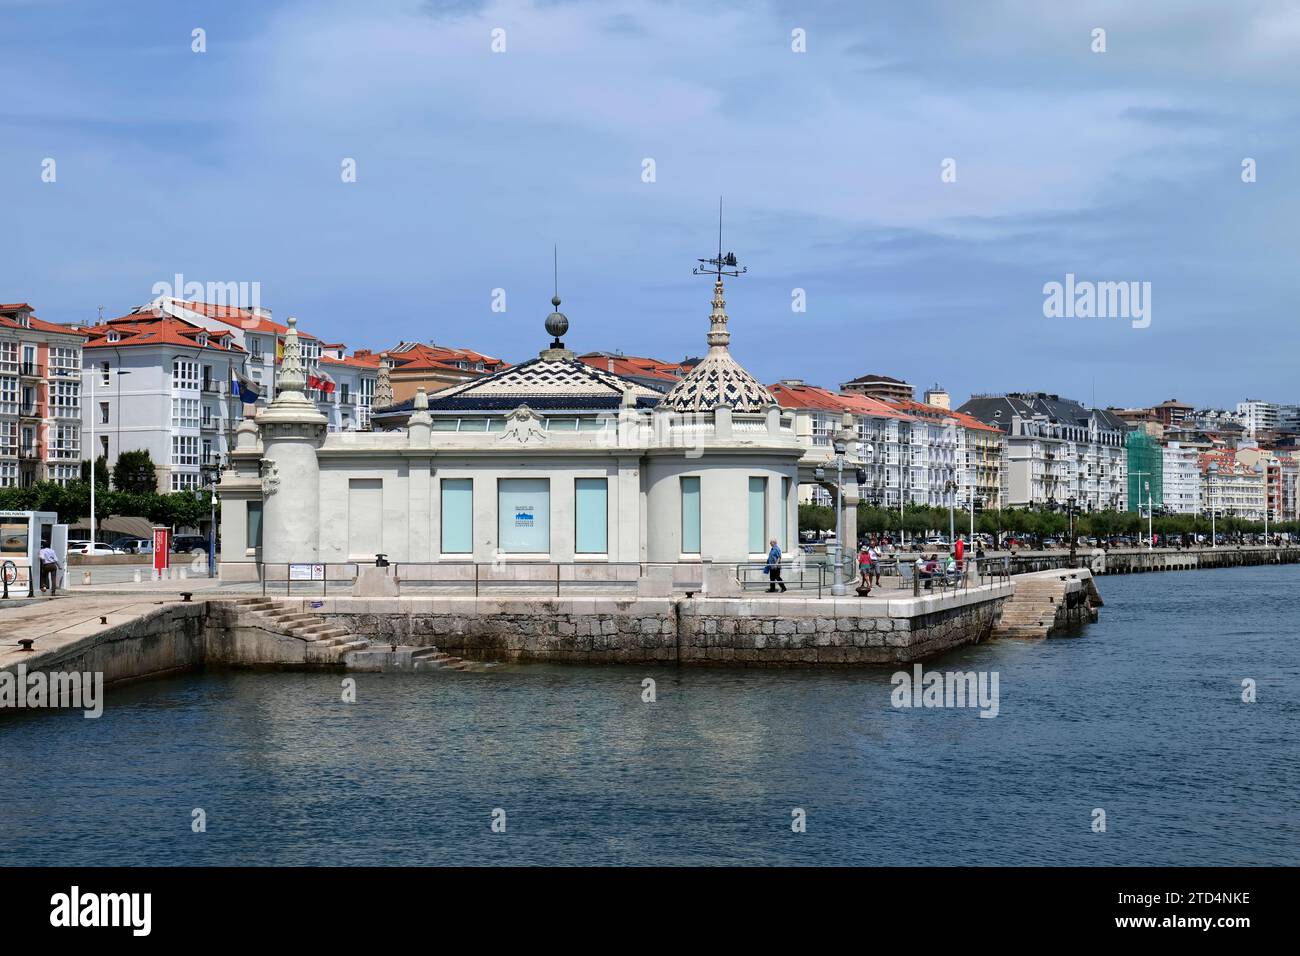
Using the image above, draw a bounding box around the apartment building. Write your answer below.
[959,393,1128,511]
[318,344,382,431]
[79,310,247,492]
[376,341,509,403]
[840,372,914,405]
[1161,442,1203,515]
[889,399,961,509]
[1200,450,1265,520]
[0,303,86,487]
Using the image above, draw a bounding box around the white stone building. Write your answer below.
[1161,442,1202,514]
[80,311,247,492]
[218,278,803,577]
[959,393,1128,511]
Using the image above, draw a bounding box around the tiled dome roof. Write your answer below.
[661,278,775,413]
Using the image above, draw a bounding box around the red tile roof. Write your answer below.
[0,303,86,337]
[80,312,245,352]
[768,381,915,420]
[578,352,690,383]
[156,300,320,340]
[384,341,508,373]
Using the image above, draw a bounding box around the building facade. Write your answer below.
[1161,442,1202,515]
[959,393,1127,511]
[219,277,802,576]
[79,311,247,492]
[0,304,86,487]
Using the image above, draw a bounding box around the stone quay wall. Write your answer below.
[316,584,1012,667]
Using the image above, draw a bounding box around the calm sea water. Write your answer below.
[2,565,1296,866]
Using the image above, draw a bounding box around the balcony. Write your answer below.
[19,363,44,379]
[201,416,219,431]
[202,378,225,395]
[18,444,41,460]
[19,403,41,419]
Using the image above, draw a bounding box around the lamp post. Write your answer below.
[944,479,958,546]
[1067,495,1078,568]
[830,434,849,595]
[200,457,221,578]
[1207,461,1218,548]
[1145,480,1153,549]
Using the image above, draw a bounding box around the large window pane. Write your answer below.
[574,478,608,554]
[441,478,473,554]
[498,478,550,553]
[681,476,700,554]
[748,477,767,554]
[246,500,263,550]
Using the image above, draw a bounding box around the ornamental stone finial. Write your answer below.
[277,315,306,394]
[706,278,731,350]
[375,353,394,408]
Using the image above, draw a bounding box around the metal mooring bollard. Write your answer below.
[18,639,35,652]
[180,592,193,603]
[99,616,107,625]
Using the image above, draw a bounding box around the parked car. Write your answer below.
[171,534,211,554]
[110,536,152,554]
[69,542,123,556]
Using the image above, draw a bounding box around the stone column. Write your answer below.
[255,317,328,565]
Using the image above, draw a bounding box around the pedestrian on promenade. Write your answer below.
[867,540,882,585]
[858,545,874,592]
[954,535,965,568]
[766,538,787,593]
[38,544,60,596]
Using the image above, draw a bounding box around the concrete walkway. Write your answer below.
[0,594,204,670]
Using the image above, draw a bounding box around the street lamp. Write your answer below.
[1145,480,1153,550]
[944,479,958,546]
[831,434,848,596]
[199,456,222,578]
[1067,495,1078,568]
[1207,462,1219,548]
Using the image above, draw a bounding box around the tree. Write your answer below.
[80,455,110,487]
[112,449,158,493]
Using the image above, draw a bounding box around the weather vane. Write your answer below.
[693,196,747,278]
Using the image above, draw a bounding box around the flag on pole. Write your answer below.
[275,338,284,363]
[231,368,260,403]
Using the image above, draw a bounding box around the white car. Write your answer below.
[69,542,123,556]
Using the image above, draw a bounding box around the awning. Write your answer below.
[66,515,157,539]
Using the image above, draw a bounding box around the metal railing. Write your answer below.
[245,554,1016,600]
[735,560,831,596]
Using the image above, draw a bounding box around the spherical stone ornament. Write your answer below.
[545,310,569,339]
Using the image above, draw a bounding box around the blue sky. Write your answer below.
[3,0,1298,408]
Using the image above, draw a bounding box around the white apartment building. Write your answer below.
[959,393,1127,511]
[1201,458,1265,520]
[78,301,382,493]
[80,312,247,492]
[768,381,978,513]
[1162,442,1202,514]
[1234,400,1297,438]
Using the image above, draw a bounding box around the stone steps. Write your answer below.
[230,598,370,660]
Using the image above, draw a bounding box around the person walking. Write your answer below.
[857,544,873,593]
[38,544,60,596]
[766,538,787,593]
[867,539,881,585]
